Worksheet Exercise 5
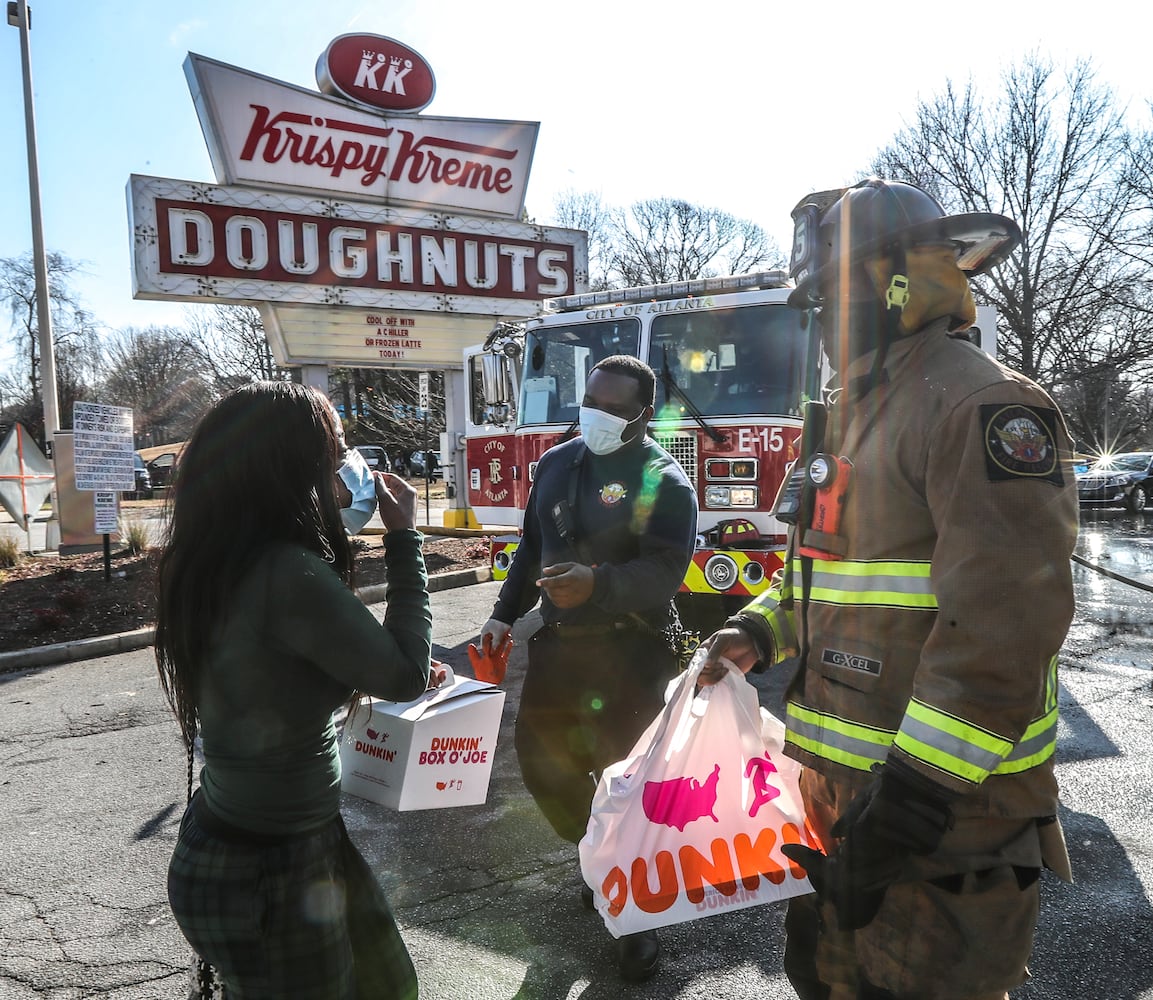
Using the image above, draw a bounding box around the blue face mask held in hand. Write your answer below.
[337,447,378,534]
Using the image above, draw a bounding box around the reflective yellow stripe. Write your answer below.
[785,702,892,772]
[792,556,938,610]
[994,706,1058,774]
[894,698,1014,784]
[787,697,1058,784]
[741,600,796,662]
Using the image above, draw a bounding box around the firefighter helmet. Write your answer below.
[716,518,760,548]
[788,179,1021,310]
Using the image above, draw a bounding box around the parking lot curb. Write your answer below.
[0,565,492,674]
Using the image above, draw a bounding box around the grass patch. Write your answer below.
[120,519,151,556]
[0,535,22,569]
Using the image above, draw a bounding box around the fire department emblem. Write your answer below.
[599,481,628,506]
[980,404,1064,486]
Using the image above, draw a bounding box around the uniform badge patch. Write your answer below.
[599,482,628,506]
[981,404,1064,486]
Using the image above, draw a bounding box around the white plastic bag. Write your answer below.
[578,648,820,937]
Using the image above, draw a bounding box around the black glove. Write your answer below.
[781,760,955,931]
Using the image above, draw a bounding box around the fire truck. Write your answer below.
[459,270,997,633]
[460,270,816,632]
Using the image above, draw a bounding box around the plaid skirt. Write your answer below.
[169,793,417,999]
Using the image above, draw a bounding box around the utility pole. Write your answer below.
[9,0,62,547]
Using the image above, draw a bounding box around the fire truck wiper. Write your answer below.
[661,348,726,444]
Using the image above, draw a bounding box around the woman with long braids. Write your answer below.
[157,381,435,999]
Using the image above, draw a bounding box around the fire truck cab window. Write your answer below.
[648,304,807,417]
[520,319,641,425]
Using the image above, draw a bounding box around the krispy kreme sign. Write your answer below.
[128,175,586,312]
[316,34,436,113]
[185,53,536,219]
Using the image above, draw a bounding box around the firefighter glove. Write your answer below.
[781,759,955,931]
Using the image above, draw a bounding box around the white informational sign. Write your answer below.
[258,304,494,370]
[419,372,430,411]
[93,491,118,534]
[73,402,135,492]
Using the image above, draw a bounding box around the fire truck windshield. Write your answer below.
[519,319,641,425]
[648,303,808,418]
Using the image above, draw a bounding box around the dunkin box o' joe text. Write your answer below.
[340,670,505,811]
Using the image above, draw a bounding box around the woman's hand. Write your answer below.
[426,659,449,690]
[374,471,418,532]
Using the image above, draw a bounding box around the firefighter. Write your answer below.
[702,178,1079,1000]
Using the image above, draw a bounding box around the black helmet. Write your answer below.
[788,178,1021,309]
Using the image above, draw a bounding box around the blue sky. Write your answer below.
[0,0,1148,369]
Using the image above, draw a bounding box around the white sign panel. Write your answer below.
[185,53,538,220]
[419,372,430,411]
[93,491,118,534]
[73,402,135,492]
[128,175,588,315]
[259,304,496,369]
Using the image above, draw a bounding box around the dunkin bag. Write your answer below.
[578,648,819,938]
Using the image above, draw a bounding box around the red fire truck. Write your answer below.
[460,270,820,632]
[460,271,1001,632]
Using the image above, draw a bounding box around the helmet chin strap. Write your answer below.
[846,244,907,401]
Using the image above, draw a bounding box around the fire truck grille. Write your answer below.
[653,431,697,491]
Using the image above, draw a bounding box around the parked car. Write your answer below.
[130,454,153,500]
[354,445,388,470]
[409,449,442,478]
[146,451,178,489]
[1076,452,1153,512]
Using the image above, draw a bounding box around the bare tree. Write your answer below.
[552,188,612,290]
[549,193,783,288]
[871,54,1153,417]
[100,326,214,446]
[185,305,289,391]
[0,251,98,444]
[606,198,783,286]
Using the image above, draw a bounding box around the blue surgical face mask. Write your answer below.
[337,447,377,534]
[579,405,644,456]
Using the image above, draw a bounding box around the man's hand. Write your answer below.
[697,626,761,686]
[537,562,595,608]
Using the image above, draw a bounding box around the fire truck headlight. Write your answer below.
[704,485,730,507]
[704,485,758,508]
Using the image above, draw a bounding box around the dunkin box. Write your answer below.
[339,668,505,811]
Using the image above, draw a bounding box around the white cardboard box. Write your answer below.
[339,669,505,811]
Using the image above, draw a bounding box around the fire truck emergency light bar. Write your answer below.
[545,270,791,313]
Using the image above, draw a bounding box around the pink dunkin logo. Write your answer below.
[642,764,721,831]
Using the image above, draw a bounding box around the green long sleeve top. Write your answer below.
[196,529,432,835]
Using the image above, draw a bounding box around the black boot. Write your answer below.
[617,930,660,982]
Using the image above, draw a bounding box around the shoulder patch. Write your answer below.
[980,403,1064,486]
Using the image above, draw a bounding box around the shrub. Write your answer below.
[0,535,21,569]
[120,518,151,556]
